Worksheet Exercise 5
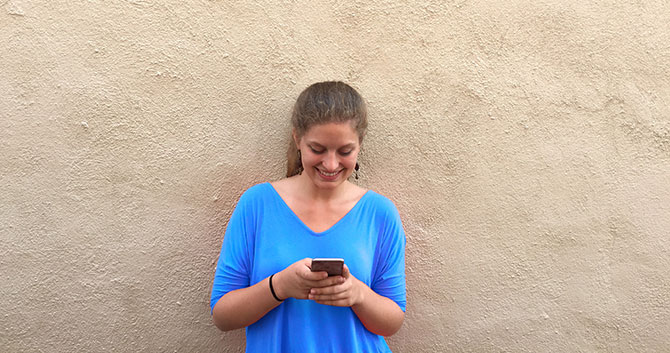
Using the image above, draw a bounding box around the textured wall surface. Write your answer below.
[2,0,669,352]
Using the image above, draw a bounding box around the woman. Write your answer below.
[211,81,406,352]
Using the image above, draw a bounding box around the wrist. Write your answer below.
[271,271,286,300]
[352,278,370,307]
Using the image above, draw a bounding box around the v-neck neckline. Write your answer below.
[266,182,370,236]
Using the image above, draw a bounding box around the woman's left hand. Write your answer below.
[307,264,368,307]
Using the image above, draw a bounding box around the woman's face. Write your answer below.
[295,122,360,190]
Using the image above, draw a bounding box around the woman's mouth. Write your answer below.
[316,168,341,180]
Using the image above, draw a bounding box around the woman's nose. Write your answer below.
[323,153,338,170]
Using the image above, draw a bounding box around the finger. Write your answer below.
[308,276,344,288]
[309,276,345,288]
[310,285,346,296]
[301,258,314,269]
[309,281,348,295]
[299,266,329,281]
[303,271,329,281]
[309,289,349,301]
[309,288,347,300]
[304,277,343,290]
[342,264,350,278]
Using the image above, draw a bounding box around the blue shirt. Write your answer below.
[211,183,406,352]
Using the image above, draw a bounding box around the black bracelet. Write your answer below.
[269,273,284,302]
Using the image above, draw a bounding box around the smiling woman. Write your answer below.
[210,82,407,352]
[286,81,367,178]
[296,122,359,187]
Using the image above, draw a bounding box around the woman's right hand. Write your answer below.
[273,258,345,300]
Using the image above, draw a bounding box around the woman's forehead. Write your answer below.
[303,122,359,141]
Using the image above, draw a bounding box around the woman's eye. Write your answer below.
[310,147,324,154]
[339,151,352,156]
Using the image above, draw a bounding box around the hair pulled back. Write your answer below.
[286,81,368,177]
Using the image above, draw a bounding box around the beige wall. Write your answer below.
[2,1,669,352]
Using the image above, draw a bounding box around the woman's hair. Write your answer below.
[286,81,368,177]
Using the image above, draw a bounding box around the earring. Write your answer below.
[297,150,303,174]
[354,162,360,180]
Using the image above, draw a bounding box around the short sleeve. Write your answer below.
[210,190,255,313]
[371,199,407,312]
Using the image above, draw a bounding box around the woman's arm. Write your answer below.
[351,281,405,336]
[212,258,343,331]
[308,265,405,336]
[212,275,282,331]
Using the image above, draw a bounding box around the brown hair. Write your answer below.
[286,81,368,177]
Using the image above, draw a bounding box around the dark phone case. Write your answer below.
[311,260,344,276]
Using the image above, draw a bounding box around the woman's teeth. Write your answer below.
[319,170,338,176]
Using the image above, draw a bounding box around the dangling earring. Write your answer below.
[297,150,304,174]
[354,162,360,180]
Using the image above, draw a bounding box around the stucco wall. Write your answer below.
[2,1,669,352]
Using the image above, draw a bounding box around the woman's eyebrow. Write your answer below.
[308,142,356,149]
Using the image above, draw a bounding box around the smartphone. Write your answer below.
[311,258,344,276]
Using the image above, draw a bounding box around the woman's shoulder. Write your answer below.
[360,190,405,239]
[363,188,398,208]
[268,177,293,195]
[360,188,402,220]
[237,182,275,204]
